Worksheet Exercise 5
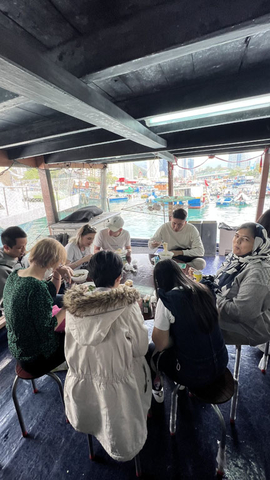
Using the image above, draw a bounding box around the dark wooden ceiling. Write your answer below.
[1,1,270,167]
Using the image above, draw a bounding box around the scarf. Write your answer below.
[215,224,270,290]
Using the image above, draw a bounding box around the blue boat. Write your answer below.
[109,196,128,203]
[216,196,233,206]
[188,197,205,209]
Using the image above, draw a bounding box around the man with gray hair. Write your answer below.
[148,207,206,270]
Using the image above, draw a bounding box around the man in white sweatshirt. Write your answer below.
[148,207,206,270]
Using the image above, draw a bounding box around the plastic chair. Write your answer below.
[12,362,65,437]
[169,368,234,477]
[87,434,142,477]
[230,343,270,424]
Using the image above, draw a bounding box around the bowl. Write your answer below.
[71,269,89,283]
[115,248,127,261]
[84,281,96,292]
[158,251,174,261]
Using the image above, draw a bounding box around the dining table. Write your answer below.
[121,253,156,321]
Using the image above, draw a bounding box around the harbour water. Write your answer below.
[111,196,270,240]
[2,195,270,248]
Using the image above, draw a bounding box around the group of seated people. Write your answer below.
[2,207,270,461]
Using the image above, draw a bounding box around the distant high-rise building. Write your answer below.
[108,162,134,180]
[187,158,194,174]
[159,158,168,176]
[181,158,194,177]
[228,153,251,169]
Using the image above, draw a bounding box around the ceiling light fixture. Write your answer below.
[145,94,270,126]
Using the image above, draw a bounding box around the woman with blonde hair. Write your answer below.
[65,224,96,270]
[4,238,73,376]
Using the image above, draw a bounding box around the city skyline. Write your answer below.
[107,149,264,181]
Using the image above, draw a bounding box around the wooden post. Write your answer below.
[256,149,270,221]
[100,165,107,212]
[37,157,59,228]
[168,161,174,220]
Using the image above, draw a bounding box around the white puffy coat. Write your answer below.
[63,285,151,462]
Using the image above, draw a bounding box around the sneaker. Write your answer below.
[173,382,186,391]
[51,361,68,372]
[152,388,164,403]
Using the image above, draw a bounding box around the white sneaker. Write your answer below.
[51,361,68,372]
[152,388,164,403]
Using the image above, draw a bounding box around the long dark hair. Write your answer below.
[153,259,218,333]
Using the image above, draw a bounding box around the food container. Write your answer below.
[142,295,151,314]
[193,270,203,282]
[115,248,127,262]
[178,263,186,269]
[158,251,174,261]
[71,269,89,283]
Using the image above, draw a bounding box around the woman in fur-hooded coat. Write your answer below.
[63,281,152,462]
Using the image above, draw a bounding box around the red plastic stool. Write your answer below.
[12,362,65,437]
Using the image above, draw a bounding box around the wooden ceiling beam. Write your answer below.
[119,67,270,120]
[47,162,106,169]
[44,118,270,164]
[0,116,96,150]
[47,3,270,79]
[0,151,37,168]
[8,129,124,160]
[5,65,270,158]
[0,25,166,150]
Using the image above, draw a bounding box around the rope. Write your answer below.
[173,151,264,170]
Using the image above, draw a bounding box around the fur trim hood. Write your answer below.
[63,285,141,347]
[64,284,140,316]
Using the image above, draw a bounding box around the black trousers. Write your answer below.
[19,333,65,377]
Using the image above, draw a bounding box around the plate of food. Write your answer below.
[71,269,88,283]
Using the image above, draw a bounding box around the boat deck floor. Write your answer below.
[1,255,269,480]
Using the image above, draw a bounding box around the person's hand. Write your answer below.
[55,265,74,284]
[81,253,93,263]
[137,297,143,309]
[185,266,194,278]
[171,250,183,256]
[149,241,161,249]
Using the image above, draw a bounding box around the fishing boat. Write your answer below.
[187,197,206,209]
[233,191,252,206]
[216,195,234,206]
[216,191,251,207]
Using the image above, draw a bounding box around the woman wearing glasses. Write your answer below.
[65,224,96,270]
